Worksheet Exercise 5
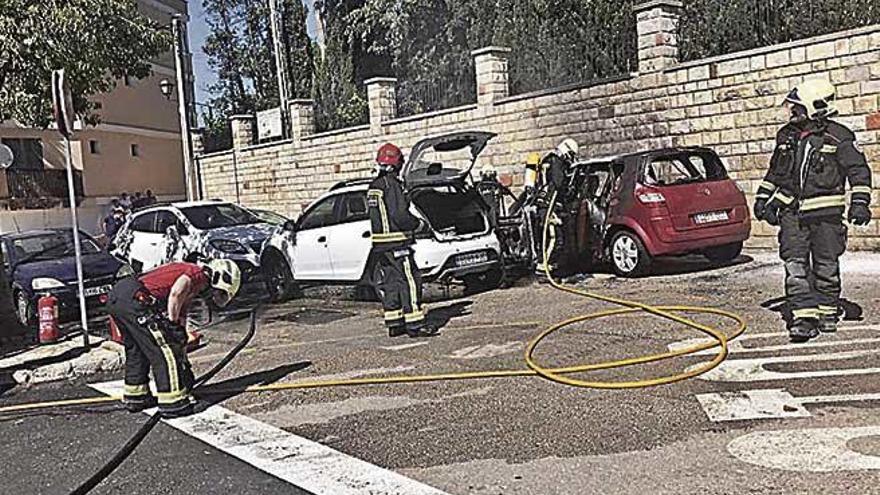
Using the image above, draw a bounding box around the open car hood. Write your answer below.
[403,131,496,186]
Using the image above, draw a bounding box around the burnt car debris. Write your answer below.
[487,146,752,277]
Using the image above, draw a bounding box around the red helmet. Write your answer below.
[376,143,404,168]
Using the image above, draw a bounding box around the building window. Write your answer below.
[89,140,100,155]
[0,138,43,169]
[130,144,140,157]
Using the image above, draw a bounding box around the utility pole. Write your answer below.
[268,0,290,138]
[172,15,198,200]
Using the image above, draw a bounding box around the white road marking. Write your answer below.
[90,381,450,495]
[687,349,880,382]
[668,325,880,356]
[381,342,430,351]
[698,388,880,422]
[696,388,810,422]
[449,342,521,359]
[728,426,880,472]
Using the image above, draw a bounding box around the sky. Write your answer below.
[187,0,317,106]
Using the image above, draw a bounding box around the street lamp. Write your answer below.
[159,78,174,99]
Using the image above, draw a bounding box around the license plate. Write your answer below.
[84,284,112,297]
[694,211,729,224]
[455,252,489,267]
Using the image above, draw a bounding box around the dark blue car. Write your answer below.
[2,229,131,326]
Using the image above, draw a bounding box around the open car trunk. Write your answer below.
[410,186,489,240]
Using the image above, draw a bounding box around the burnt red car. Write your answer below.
[565,147,751,276]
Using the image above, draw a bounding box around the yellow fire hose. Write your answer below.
[0,192,745,415]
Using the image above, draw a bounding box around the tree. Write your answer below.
[201,0,314,144]
[0,0,171,128]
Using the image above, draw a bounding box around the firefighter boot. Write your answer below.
[388,325,407,338]
[407,323,440,338]
[789,318,820,343]
[819,315,838,333]
[123,395,158,413]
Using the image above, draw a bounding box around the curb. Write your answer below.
[2,336,125,386]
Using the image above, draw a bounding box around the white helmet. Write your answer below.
[207,259,241,307]
[784,79,837,120]
[556,138,579,162]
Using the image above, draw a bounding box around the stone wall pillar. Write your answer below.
[191,128,205,156]
[289,99,316,143]
[229,115,255,150]
[472,46,511,105]
[365,77,398,130]
[634,0,683,73]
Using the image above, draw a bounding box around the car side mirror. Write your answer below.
[177,222,190,236]
[165,225,179,238]
[283,219,297,232]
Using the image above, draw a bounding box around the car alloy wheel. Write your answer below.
[612,235,639,274]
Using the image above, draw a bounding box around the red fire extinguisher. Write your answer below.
[107,316,123,344]
[38,294,60,344]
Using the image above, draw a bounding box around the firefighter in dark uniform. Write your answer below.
[534,138,579,278]
[367,143,438,338]
[107,259,241,417]
[754,79,873,342]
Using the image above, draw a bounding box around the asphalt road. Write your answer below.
[3,250,880,494]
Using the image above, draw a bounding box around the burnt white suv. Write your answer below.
[111,201,275,280]
[260,131,503,300]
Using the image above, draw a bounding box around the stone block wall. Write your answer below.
[198,7,880,250]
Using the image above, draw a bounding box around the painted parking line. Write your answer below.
[728,426,880,472]
[90,381,449,495]
[697,388,880,422]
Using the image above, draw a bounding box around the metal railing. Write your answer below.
[396,70,477,118]
[678,0,880,61]
[506,1,638,95]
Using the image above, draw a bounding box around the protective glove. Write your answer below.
[763,202,780,226]
[848,201,872,226]
[753,198,767,221]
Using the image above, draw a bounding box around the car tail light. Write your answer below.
[635,186,666,204]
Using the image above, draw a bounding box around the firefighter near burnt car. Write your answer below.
[367,143,439,338]
[533,138,580,278]
[754,79,873,342]
[106,259,241,417]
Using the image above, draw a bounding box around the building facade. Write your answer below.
[0,0,192,235]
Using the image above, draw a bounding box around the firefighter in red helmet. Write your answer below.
[367,143,438,338]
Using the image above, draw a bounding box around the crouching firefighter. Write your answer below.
[754,79,873,342]
[107,259,241,417]
[368,143,438,338]
[534,138,579,279]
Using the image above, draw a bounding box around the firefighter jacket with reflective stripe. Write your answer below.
[368,173,421,251]
[539,152,569,201]
[757,120,872,218]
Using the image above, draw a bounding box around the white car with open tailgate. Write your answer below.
[260,131,504,300]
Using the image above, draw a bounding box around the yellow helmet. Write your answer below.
[526,152,541,166]
[207,258,241,307]
[784,79,837,120]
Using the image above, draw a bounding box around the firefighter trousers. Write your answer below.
[378,248,425,330]
[778,210,847,323]
[107,277,194,414]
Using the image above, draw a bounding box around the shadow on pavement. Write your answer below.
[195,361,312,410]
[761,296,864,327]
[426,300,473,330]
[646,254,755,278]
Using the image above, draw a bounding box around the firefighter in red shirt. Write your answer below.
[107,259,241,417]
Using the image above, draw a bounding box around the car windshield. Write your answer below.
[11,232,100,263]
[180,204,261,229]
[251,209,288,225]
[643,151,728,186]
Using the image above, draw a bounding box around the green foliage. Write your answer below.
[312,36,369,131]
[679,0,880,61]
[202,0,313,142]
[0,0,170,128]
